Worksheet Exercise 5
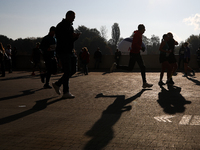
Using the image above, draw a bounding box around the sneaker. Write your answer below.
[40,74,45,83]
[192,70,195,76]
[182,74,187,77]
[52,82,61,95]
[166,79,174,85]
[158,81,165,86]
[110,62,117,72]
[142,82,153,88]
[173,72,178,76]
[170,78,175,85]
[43,84,52,89]
[62,92,75,99]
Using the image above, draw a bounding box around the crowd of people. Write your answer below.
[0,43,18,77]
[0,10,199,98]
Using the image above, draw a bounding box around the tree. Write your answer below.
[186,34,200,54]
[74,25,114,55]
[100,26,108,41]
[111,23,120,46]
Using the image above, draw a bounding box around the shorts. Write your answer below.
[168,53,177,63]
[159,54,168,63]
[184,58,190,63]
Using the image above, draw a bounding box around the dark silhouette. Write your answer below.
[110,24,153,89]
[40,26,57,89]
[5,44,12,73]
[94,47,102,69]
[30,42,42,76]
[81,47,90,75]
[178,44,185,70]
[0,42,6,77]
[115,49,121,67]
[11,46,18,70]
[157,85,191,114]
[52,10,80,99]
[84,89,151,150]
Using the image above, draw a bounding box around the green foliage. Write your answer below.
[186,34,200,54]
[0,35,42,55]
[1,26,200,56]
[111,23,120,47]
[74,25,115,55]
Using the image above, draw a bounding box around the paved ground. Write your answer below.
[0,70,200,150]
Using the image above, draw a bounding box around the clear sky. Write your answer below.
[0,0,200,43]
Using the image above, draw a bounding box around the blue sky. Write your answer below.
[0,0,200,43]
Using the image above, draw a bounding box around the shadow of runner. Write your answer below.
[84,89,151,150]
[157,85,191,114]
[0,96,62,125]
[186,76,200,85]
[0,88,44,102]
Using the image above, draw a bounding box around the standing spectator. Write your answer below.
[31,42,42,76]
[5,44,12,73]
[40,26,57,89]
[78,48,83,72]
[178,44,185,70]
[196,47,200,70]
[81,47,90,75]
[12,46,17,70]
[0,42,5,77]
[115,49,121,67]
[183,42,195,77]
[94,47,102,69]
[158,34,172,85]
[52,10,80,99]
[72,49,78,75]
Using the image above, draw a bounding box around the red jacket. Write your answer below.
[130,30,142,54]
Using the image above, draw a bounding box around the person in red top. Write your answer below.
[110,24,153,88]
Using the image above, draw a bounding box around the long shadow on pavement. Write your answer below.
[157,85,191,114]
[0,88,44,102]
[84,89,151,150]
[0,96,62,125]
[0,74,31,81]
[186,76,200,86]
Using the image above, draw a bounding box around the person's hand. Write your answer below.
[168,50,172,53]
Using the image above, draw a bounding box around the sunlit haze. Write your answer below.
[0,0,200,43]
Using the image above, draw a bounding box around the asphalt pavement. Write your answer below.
[0,70,200,150]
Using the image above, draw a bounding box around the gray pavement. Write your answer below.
[0,71,200,150]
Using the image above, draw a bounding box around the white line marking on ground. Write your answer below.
[190,115,200,125]
[179,115,192,125]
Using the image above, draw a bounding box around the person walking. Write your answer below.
[178,44,185,70]
[158,34,172,85]
[182,42,195,77]
[52,10,80,98]
[110,24,153,88]
[31,42,42,76]
[0,42,6,77]
[40,26,57,89]
[167,32,178,83]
